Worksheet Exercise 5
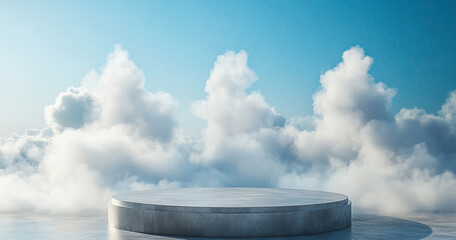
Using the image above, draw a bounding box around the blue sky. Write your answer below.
[1,0,455,137]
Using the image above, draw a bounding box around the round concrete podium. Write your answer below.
[108,188,351,238]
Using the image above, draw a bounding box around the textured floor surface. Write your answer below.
[0,211,455,239]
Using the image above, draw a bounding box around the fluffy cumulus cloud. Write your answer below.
[45,87,95,129]
[1,46,456,215]
[191,50,285,163]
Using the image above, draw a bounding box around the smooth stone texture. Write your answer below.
[108,188,351,238]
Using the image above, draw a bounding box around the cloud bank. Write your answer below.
[1,46,455,214]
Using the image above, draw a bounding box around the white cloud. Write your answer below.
[441,91,456,125]
[0,46,183,214]
[90,45,177,141]
[191,50,284,162]
[0,46,455,214]
[278,47,456,212]
[45,87,95,130]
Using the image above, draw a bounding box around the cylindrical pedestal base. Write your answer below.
[108,188,351,238]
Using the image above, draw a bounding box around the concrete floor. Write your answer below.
[1,211,455,239]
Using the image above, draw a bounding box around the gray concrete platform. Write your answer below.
[108,188,351,238]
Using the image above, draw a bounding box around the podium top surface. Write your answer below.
[112,188,348,210]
